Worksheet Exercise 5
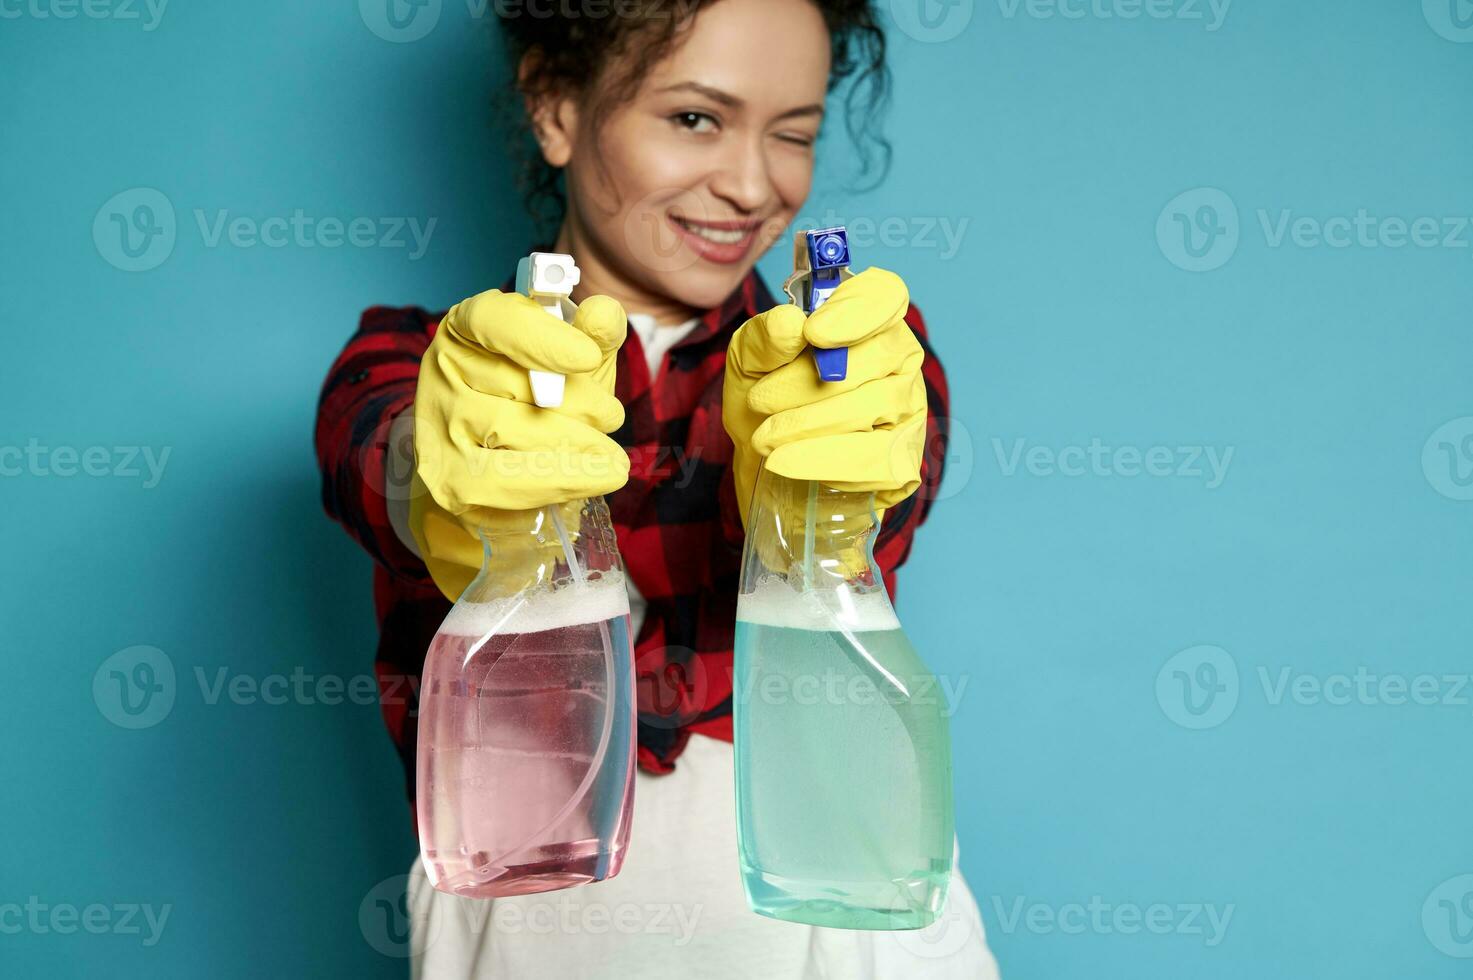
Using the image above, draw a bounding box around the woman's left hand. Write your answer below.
[722,267,929,530]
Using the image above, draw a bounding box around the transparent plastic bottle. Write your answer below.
[732,228,955,930]
[416,254,637,898]
[733,476,954,929]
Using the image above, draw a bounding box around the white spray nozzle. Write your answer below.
[516,252,582,409]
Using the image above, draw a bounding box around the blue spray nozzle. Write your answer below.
[812,348,849,381]
[782,226,852,382]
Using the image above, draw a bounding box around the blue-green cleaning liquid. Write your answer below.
[733,585,955,930]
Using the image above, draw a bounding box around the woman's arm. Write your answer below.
[314,305,439,583]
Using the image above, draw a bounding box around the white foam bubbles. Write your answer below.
[439,574,632,637]
[736,576,901,633]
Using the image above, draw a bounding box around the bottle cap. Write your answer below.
[516,252,582,408]
[780,227,852,382]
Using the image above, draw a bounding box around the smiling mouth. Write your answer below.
[670,215,759,246]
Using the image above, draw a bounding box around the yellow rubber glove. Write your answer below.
[723,267,928,532]
[411,288,628,599]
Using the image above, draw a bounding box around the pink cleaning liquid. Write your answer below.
[416,578,636,898]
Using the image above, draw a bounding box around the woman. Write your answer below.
[316,0,999,976]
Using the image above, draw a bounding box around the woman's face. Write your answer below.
[545,0,832,318]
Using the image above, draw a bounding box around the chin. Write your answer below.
[650,264,752,315]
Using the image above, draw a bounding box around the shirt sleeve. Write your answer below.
[314,305,440,585]
[872,301,951,601]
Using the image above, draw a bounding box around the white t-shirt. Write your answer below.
[626,312,701,378]
[622,313,701,641]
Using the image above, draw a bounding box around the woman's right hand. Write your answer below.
[409,288,629,597]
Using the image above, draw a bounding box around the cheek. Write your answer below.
[577,119,710,218]
[768,150,814,215]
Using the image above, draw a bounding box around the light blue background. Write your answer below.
[4,1,1472,977]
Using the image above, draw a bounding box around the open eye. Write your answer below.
[671,111,719,134]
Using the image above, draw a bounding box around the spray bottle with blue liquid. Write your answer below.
[732,228,956,930]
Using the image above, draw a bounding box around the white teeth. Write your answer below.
[677,219,747,245]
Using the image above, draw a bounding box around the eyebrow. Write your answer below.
[655,81,825,121]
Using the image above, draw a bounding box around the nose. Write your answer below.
[707,134,772,215]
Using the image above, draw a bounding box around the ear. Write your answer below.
[519,51,581,169]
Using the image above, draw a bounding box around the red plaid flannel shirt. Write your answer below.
[314,268,952,817]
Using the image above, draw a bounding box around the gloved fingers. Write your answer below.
[746,319,924,416]
[411,489,483,570]
[570,294,628,360]
[764,413,927,494]
[447,289,603,374]
[573,295,627,395]
[445,396,619,456]
[438,355,625,433]
[420,398,628,513]
[803,267,910,349]
[426,445,628,513]
[726,305,807,380]
[750,374,923,456]
[410,487,481,600]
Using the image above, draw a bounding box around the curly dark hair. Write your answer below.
[494,0,892,229]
